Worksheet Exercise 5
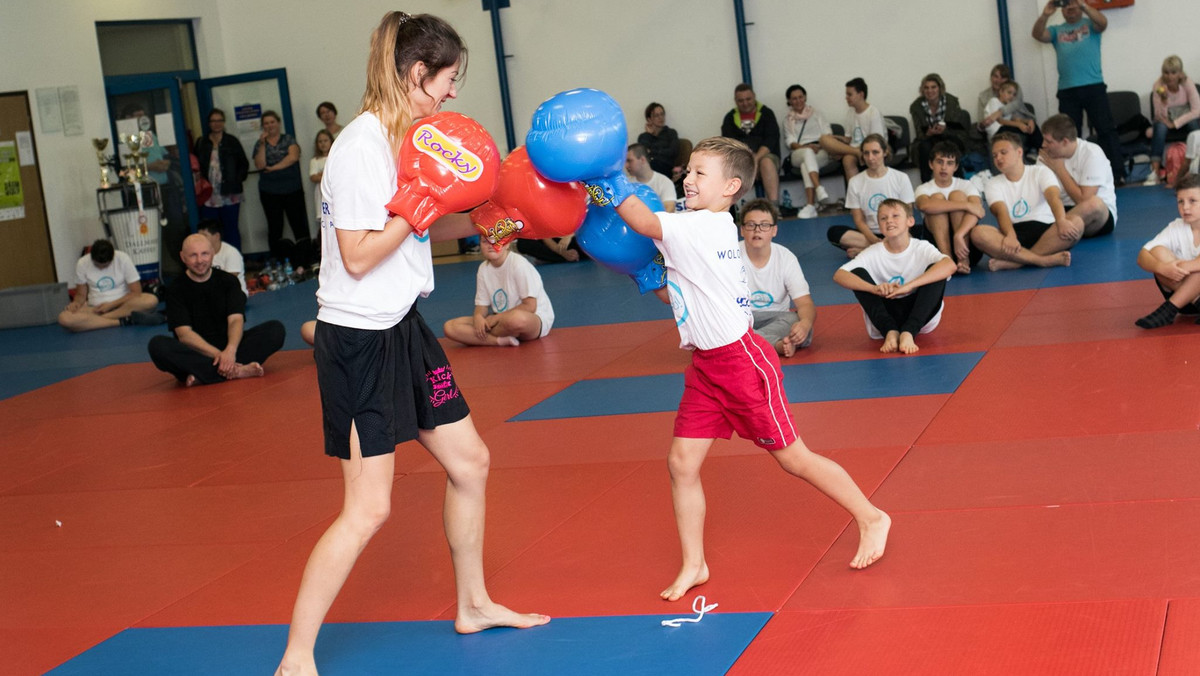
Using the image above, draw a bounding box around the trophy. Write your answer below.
[91,138,112,188]
[122,132,151,184]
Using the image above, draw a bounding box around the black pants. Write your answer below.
[1057,83,1125,181]
[148,320,286,385]
[849,267,946,335]
[260,189,311,265]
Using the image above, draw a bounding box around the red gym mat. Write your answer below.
[730,600,1165,675]
[1159,598,1200,674]
[787,499,1200,610]
[918,334,1200,445]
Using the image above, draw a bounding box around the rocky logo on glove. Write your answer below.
[411,124,485,181]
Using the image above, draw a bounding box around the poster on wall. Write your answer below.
[235,103,263,168]
[0,141,26,222]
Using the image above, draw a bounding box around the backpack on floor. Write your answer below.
[1164,142,1187,187]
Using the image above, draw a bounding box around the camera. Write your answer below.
[1053,0,1069,6]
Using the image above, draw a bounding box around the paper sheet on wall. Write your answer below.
[35,88,63,134]
[15,132,35,166]
[0,142,26,221]
[58,86,84,137]
[154,113,176,147]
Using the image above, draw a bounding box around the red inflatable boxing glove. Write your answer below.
[386,111,500,236]
[470,146,589,249]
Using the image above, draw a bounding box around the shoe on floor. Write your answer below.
[123,311,166,326]
[797,204,819,219]
[816,185,834,205]
[1143,172,1160,186]
[779,204,800,218]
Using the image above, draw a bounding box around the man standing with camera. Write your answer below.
[1033,0,1126,184]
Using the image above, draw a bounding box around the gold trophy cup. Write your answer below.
[91,138,112,188]
[123,133,154,183]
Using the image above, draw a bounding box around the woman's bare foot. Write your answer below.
[850,510,891,569]
[455,601,550,634]
[274,655,317,676]
[230,362,265,379]
[898,332,919,355]
[880,331,900,354]
[660,561,710,602]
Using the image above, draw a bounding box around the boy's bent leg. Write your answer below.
[491,309,543,342]
[752,311,797,356]
[771,438,890,569]
[849,268,900,337]
[443,316,488,346]
[662,436,715,602]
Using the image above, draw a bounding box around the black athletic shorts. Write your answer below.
[1084,209,1116,238]
[314,306,470,459]
[1013,221,1053,249]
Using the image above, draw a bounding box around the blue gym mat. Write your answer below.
[512,351,984,421]
[48,612,771,676]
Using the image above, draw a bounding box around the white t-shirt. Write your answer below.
[309,156,327,221]
[655,209,753,350]
[1143,218,1200,260]
[212,243,247,296]
[630,170,676,208]
[839,238,948,338]
[845,104,886,147]
[845,168,915,234]
[985,164,1061,224]
[1040,140,1117,224]
[739,241,810,313]
[982,97,1004,139]
[74,250,139,306]
[783,108,833,148]
[474,251,554,336]
[316,112,435,330]
[915,177,980,201]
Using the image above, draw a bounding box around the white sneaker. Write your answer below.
[1143,172,1160,186]
[815,185,834,205]
[797,204,819,219]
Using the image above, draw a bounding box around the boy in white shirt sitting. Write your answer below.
[442,239,554,347]
[198,219,247,297]
[738,198,816,356]
[915,141,986,274]
[833,200,956,354]
[1134,173,1200,328]
[57,239,162,332]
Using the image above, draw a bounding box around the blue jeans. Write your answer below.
[1150,119,1200,162]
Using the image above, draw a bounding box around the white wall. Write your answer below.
[6,0,1199,282]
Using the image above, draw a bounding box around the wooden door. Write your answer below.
[0,91,56,289]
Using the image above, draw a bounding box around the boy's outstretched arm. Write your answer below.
[615,196,663,241]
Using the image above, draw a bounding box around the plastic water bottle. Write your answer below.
[283,258,294,285]
[782,189,793,209]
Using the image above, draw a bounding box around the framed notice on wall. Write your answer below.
[1087,0,1133,9]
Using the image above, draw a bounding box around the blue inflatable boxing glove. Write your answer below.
[526,88,627,183]
[575,184,667,293]
[630,253,667,294]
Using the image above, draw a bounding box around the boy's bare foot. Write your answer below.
[495,336,520,347]
[1041,251,1071,268]
[779,339,796,358]
[455,601,550,634]
[229,362,265,379]
[850,510,891,569]
[956,258,972,275]
[660,561,710,602]
[987,257,1023,271]
[880,331,899,354]
[898,332,919,354]
[845,247,863,259]
[184,375,197,388]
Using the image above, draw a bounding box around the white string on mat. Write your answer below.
[661,595,718,627]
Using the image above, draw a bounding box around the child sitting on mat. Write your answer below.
[596,136,890,603]
[442,238,554,347]
[833,199,956,354]
[1134,173,1200,328]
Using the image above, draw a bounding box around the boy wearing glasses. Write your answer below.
[739,199,816,356]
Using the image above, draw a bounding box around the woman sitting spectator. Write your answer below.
[910,73,971,183]
[637,102,689,195]
[782,84,834,218]
[316,101,343,139]
[254,110,310,265]
[194,108,249,250]
[977,64,1027,123]
[1145,55,1200,186]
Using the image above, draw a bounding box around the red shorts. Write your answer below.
[673,330,798,451]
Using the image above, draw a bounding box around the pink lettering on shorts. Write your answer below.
[426,365,460,408]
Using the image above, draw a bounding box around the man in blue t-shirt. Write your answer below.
[1032,0,1125,183]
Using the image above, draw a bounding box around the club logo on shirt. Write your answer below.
[888,274,906,285]
[1012,198,1030,219]
[868,193,887,213]
[412,125,483,181]
[750,290,775,309]
[427,365,460,408]
[96,275,116,291]
[668,280,689,327]
[491,288,509,313]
